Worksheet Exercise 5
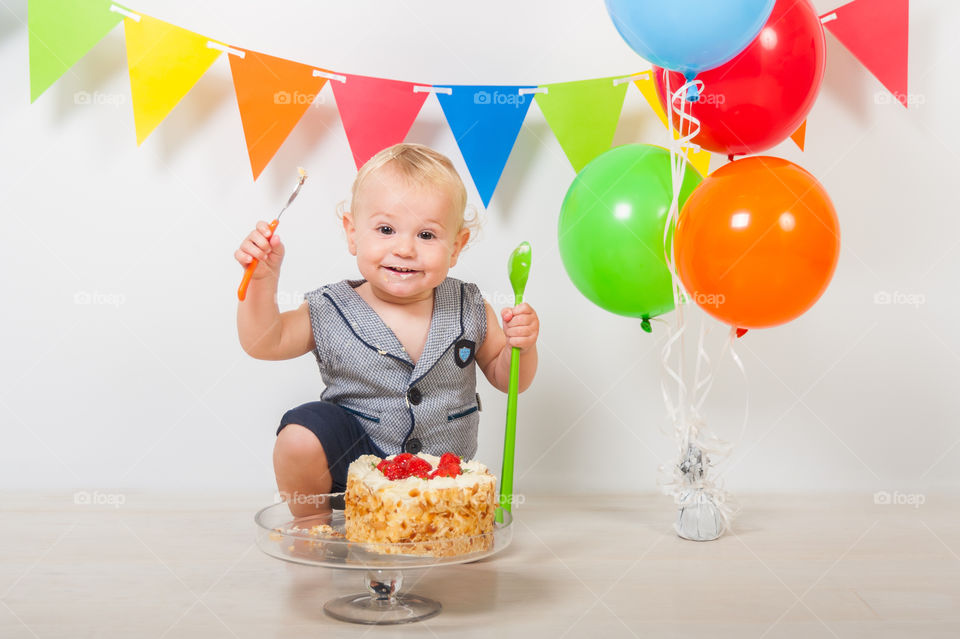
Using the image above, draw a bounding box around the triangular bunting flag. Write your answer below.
[634,73,669,129]
[823,0,909,107]
[534,77,628,172]
[331,74,429,169]
[123,15,222,145]
[635,73,712,175]
[29,0,123,102]
[686,147,711,176]
[229,50,328,180]
[790,120,807,151]
[436,85,535,207]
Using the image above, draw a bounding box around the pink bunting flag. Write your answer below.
[331,74,430,168]
[822,0,909,107]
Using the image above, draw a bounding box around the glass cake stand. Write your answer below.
[254,493,513,625]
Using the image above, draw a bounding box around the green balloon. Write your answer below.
[558,144,703,324]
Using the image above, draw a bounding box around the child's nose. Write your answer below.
[392,234,415,257]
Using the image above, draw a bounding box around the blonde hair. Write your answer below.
[338,143,482,243]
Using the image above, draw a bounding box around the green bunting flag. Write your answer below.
[534,76,629,172]
[28,0,123,102]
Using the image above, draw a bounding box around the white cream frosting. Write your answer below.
[348,453,494,502]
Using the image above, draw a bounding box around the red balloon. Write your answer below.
[674,157,840,330]
[653,0,825,156]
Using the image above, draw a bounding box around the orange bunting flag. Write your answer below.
[790,120,807,151]
[123,15,222,145]
[331,74,430,169]
[822,0,910,107]
[229,50,328,180]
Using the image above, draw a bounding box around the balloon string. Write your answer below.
[692,316,712,412]
[661,72,703,317]
[676,325,751,530]
[660,70,702,433]
[660,71,702,439]
[663,70,704,351]
[661,70,691,442]
[658,322,752,531]
[723,326,751,462]
[688,323,751,460]
[657,71,746,531]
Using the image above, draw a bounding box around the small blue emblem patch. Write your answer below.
[453,339,475,368]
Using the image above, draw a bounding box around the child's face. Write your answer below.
[343,166,469,303]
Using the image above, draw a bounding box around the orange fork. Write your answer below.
[237,168,307,301]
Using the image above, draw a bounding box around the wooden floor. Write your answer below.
[2,492,958,637]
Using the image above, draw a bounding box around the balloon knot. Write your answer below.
[641,318,653,333]
[735,328,748,339]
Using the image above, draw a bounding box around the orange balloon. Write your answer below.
[674,157,840,329]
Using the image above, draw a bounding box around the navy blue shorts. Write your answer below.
[277,401,386,492]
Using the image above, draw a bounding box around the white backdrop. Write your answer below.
[1,0,957,498]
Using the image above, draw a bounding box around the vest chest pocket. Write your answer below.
[447,403,479,422]
[339,404,381,424]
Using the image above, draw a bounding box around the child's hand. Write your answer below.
[501,303,539,353]
[235,221,285,281]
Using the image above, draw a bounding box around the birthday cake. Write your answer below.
[344,452,497,556]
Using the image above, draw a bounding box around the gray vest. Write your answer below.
[305,277,486,459]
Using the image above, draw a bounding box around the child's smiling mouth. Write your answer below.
[382,265,421,276]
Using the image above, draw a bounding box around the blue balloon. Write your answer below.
[604,0,776,79]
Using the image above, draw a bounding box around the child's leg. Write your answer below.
[274,401,384,518]
[273,423,332,517]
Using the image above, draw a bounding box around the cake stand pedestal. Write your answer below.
[254,496,512,625]
[325,569,437,624]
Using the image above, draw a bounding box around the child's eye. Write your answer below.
[418,231,435,240]
[377,226,394,235]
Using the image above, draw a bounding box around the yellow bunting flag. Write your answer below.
[634,73,711,175]
[123,15,222,144]
[634,73,668,129]
[790,120,807,151]
[685,146,711,176]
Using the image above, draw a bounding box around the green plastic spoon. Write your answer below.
[497,241,532,522]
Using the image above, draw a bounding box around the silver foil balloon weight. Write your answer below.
[675,488,725,541]
[673,445,727,541]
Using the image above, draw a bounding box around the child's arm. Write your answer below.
[235,221,315,361]
[475,300,539,393]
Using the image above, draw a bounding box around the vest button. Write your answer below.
[404,438,422,454]
[407,387,422,406]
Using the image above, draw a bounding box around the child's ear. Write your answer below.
[342,212,358,256]
[449,227,470,267]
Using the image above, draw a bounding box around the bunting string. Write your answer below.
[26,0,910,201]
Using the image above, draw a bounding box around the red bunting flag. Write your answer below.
[228,49,328,180]
[331,74,430,169]
[822,0,909,107]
